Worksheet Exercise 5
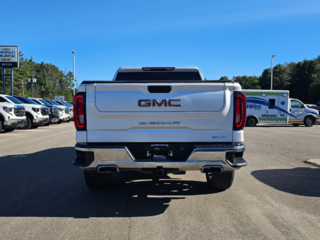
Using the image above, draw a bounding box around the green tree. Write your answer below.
[233,75,260,89]
[219,76,229,80]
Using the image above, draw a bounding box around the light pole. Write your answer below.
[271,55,275,90]
[71,50,75,96]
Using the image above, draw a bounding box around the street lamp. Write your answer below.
[71,50,75,96]
[271,55,275,90]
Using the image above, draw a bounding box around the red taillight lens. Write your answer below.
[233,92,247,130]
[73,92,86,130]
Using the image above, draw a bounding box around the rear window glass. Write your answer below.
[115,72,201,81]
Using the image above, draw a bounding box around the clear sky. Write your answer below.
[2,0,320,83]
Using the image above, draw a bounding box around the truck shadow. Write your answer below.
[0,147,214,218]
[251,167,320,197]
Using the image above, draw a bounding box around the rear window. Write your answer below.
[115,72,201,81]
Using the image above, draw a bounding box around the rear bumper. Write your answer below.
[74,143,247,172]
[3,118,25,129]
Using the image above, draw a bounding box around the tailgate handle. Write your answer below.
[148,86,172,93]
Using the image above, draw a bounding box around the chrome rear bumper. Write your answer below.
[74,144,247,172]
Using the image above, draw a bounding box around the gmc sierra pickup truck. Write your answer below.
[73,67,247,191]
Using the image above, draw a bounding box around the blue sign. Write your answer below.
[281,101,285,106]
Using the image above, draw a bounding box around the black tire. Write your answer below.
[0,121,3,132]
[57,120,62,124]
[20,117,32,129]
[246,117,257,127]
[206,171,234,191]
[304,116,314,127]
[292,124,299,127]
[4,128,15,132]
[84,171,112,190]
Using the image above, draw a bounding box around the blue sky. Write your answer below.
[2,0,320,83]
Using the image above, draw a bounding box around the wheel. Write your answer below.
[44,123,50,126]
[304,116,314,127]
[84,171,112,190]
[292,124,299,127]
[246,117,257,127]
[20,117,32,129]
[57,120,62,124]
[206,171,234,191]
[0,121,3,132]
[4,128,15,132]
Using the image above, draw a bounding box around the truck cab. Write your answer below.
[289,98,320,127]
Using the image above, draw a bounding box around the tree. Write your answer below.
[233,75,260,89]
[219,76,229,80]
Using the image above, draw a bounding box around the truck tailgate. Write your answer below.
[85,82,235,143]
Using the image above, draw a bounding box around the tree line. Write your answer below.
[0,52,75,101]
[221,55,320,104]
[1,53,319,103]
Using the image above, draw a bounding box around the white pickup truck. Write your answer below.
[73,67,247,191]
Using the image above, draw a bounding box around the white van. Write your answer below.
[243,90,319,127]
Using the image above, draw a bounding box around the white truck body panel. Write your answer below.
[85,82,237,143]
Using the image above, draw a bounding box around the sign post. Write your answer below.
[0,46,19,95]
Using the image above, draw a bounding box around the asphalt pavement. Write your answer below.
[0,123,319,239]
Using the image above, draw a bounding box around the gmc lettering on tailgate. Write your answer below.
[138,99,181,107]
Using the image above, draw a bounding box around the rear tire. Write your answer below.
[84,171,112,190]
[57,120,62,124]
[246,117,257,127]
[206,171,234,191]
[304,116,314,127]
[0,121,3,132]
[292,124,299,127]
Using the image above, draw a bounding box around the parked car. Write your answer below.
[305,104,320,113]
[0,94,49,129]
[0,96,26,132]
[45,99,70,123]
[244,90,320,127]
[73,66,247,191]
[55,100,73,121]
[28,97,61,125]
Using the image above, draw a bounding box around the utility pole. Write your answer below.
[271,55,275,90]
[31,55,34,97]
[71,50,75,96]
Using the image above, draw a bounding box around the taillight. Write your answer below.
[73,92,86,130]
[233,92,246,130]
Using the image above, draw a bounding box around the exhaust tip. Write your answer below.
[201,166,222,173]
[98,166,119,173]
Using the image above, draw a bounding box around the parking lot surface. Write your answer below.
[0,123,319,239]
